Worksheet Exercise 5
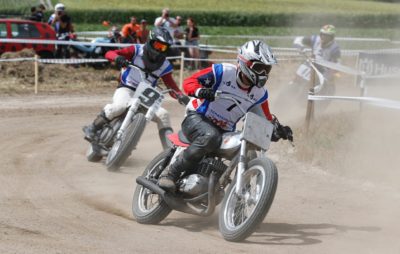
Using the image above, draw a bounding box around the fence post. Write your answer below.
[34,54,39,94]
[179,52,185,89]
[305,63,316,133]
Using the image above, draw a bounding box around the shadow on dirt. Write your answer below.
[244,222,380,245]
[161,218,380,245]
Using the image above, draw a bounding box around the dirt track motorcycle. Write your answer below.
[86,65,176,171]
[278,50,336,113]
[133,91,283,242]
[293,51,335,95]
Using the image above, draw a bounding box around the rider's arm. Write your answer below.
[160,73,183,99]
[183,67,214,96]
[105,46,135,62]
[250,100,273,121]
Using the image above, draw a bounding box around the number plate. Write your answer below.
[134,82,161,108]
[296,63,311,81]
[241,112,274,150]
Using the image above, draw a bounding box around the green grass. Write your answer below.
[76,23,400,47]
[58,0,400,14]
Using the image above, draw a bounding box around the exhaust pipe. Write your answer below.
[136,176,217,217]
[136,176,166,198]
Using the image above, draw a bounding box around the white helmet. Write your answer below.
[55,3,65,11]
[237,40,277,88]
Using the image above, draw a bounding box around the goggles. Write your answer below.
[239,55,271,76]
[152,40,169,52]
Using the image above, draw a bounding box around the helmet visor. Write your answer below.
[152,40,169,52]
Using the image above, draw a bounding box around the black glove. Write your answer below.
[271,119,293,142]
[177,94,190,105]
[115,55,128,69]
[196,88,215,101]
[280,125,293,142]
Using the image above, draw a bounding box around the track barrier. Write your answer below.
[1,38,399,120]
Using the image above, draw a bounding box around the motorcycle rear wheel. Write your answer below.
[219,157,278,242]
[105,113,146,171]
[132,149,172,224]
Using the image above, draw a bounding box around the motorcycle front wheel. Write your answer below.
[105,113,146,171]
[132,149,172,224]
[219,157,278,242]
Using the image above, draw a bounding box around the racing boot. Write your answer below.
[83,111,109,142]
[158,153,188,192]
[158,127,173,150]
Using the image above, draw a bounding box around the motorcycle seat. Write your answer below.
[178,130,190,144]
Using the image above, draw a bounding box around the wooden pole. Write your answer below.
[179,52,185,90]
[34,54,39,94]
[305,62,316,133]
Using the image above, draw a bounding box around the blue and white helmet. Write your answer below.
[237,40,277,88]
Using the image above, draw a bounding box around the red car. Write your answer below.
[0,19,56,58]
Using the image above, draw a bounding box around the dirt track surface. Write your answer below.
[1,83,400,253]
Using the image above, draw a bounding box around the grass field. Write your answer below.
[56,0,400,14]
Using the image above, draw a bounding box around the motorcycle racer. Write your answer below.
[83,27,189,149]
[293,24,341,83]
[158,40,293,192]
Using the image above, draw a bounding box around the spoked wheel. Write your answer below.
[219,158,278,242]
[105,113,146,171]
[132,149,172,224]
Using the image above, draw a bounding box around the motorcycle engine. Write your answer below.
[178,158,227,197]
[99,118,122,146]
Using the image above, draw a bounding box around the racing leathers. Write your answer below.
[83,44,186,148]
[158,63,274,191]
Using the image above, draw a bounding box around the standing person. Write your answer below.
[35,4,46,22]
[154,8,177,39]
[28,6,39,21]
[121,16,140,43]
[82,27,189,148]
[173,16,184,45]
[136,19,149,44]
[48,3,74,58]
[28,4,45,22]
[158,40,293,191]
[184,17,200,69]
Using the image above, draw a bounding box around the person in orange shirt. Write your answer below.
[121,16,140,43]
[136,19,150,44]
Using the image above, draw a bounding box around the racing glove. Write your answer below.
[115,55,129,69]
[177,93,190,106]
[195,88,215,101]
[271,118,293,142]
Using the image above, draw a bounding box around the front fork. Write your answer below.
[116,98,140,139]
[235,140,247,196]
[235,140,266,197]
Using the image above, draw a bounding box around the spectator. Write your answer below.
[48,3,74,35]
[136,19,149,44]
[121,16,140,43]
[47,3,74,58]
[28,6,39,21]
[108,26,122,43]
[185,17,200,69]
[154,8,177,39]
[173,16,184,44]
[35,4,46,22]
